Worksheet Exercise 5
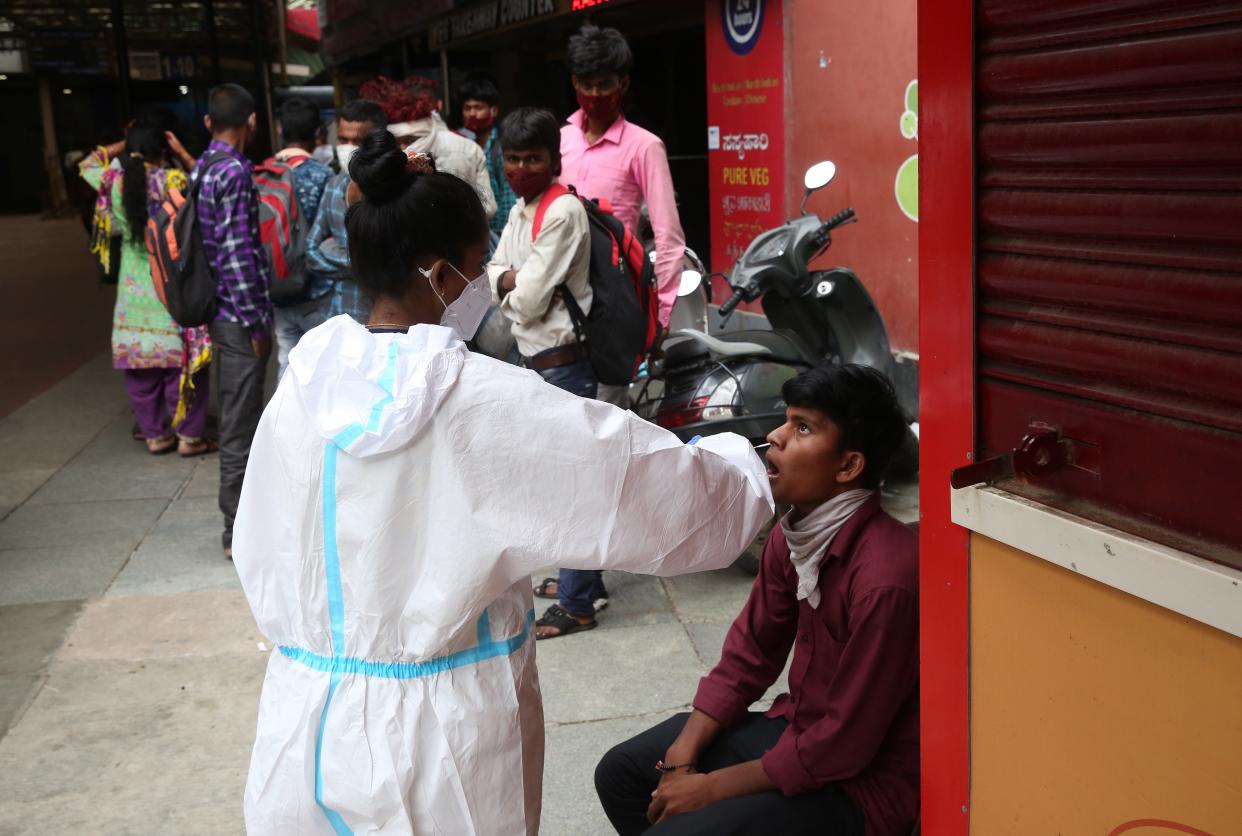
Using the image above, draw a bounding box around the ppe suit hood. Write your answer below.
[285,315,466,458]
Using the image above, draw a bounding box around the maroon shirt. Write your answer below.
[693,494,919,836]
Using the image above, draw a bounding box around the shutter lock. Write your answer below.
[951,423,1072,489]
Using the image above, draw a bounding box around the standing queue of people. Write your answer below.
[77,24,686,570]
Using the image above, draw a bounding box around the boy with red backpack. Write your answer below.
[260,97,334,376]
[488,107,659,641]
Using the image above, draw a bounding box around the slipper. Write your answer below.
[178,437,220,458]
[145,435,177,455]
[131,424,144,441]
[534,604,597,640]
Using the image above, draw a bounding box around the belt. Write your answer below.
[522,342,587,372]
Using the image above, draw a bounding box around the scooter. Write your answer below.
[634,159,912,455]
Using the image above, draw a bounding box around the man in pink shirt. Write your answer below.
[560,23,687,405]
[534,24,690,630]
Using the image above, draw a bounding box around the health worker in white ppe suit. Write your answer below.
[232,129,774,836]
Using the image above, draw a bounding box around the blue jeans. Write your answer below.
[274,294,331,378]
[536,355,598,400]
[533,353,604,615]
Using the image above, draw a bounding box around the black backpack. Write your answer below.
[145,151,228,328]
[531,184,659,386]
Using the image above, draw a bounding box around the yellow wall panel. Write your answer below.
[969,534,1242,836]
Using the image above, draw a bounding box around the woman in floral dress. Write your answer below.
[80,121,214,456]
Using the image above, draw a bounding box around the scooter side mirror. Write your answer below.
[800,160,837,214]
[804,160,837,191]
[678,270,704,297]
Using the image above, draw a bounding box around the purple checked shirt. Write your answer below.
[197,140,273,341]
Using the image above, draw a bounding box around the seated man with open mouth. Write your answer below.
[594,363,919,836]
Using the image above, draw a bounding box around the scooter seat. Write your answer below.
[663,329,819,367]
[717,329,819,366]
[663,330,770,364]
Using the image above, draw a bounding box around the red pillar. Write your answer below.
[917,0,975,832]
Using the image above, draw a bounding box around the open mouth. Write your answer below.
[765,458,781,479]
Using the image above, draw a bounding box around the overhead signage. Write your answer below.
[30,30,109,75]
[429,0,559,49]
[129,50,197,81]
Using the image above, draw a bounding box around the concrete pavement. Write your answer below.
[0,334,918,834]
[0,216,116,418]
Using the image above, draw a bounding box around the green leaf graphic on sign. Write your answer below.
[896,80,918,222]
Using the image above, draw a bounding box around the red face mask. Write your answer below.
[463,113,495,134]
[576,90,623,123]
[505,165,554,202]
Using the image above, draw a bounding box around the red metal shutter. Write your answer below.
[975,1,1242,566]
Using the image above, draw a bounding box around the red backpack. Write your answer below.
[532,184,661,385]
[255,154,311,303]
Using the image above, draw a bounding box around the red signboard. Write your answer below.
[706,0,785,291]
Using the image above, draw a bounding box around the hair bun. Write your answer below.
[348,128,409,204]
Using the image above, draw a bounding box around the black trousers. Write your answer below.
[209,321,268,549]
[595,712,867,836]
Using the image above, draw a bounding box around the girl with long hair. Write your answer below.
[79,120,214,456]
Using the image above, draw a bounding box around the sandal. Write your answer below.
[178,437,219,458]
[534,604,597,640]
[145,435,177,455]
[131,424,144,441]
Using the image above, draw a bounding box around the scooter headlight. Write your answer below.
[700,377,738,420]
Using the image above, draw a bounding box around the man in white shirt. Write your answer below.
[488,107,593,394]
[487,108,608,638]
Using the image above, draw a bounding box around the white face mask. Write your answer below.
[336,143,358,170]
[422,264,491,342]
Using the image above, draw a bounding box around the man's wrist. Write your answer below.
[663,744,700,769]
[705,771,724,804]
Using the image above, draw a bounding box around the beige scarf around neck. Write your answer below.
[780,489,874,608]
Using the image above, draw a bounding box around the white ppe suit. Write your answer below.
[233,316,774,835]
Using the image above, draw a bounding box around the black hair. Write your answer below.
[139,104,179,135]
[782,364,909,489]
[207,83,255,130]
[498,107,562,176]
[279,97,320,144]
[338,98,387,129]
[345,129,488,298]
[567,24,634,77]
[120,120,167,244]
[458,77,499,107]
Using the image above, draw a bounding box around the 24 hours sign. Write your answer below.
[707,0,784,290]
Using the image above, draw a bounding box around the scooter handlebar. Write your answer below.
[821,207,856,232]
[719,288,747,318]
